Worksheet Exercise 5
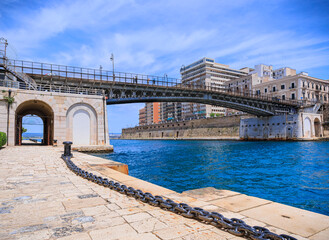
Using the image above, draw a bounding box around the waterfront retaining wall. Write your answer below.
[122,115,243,139]
[240,112,324,140]
[323,104,329,137]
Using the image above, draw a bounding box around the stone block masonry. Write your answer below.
[1,146,328,239]
[0,86,110,147]
[122,115,244,140]
[240,112,325,140]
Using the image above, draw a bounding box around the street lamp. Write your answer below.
[164,73,168,86]
[0,37,8,59]
[99,65,103,81]
[110,53,115,81]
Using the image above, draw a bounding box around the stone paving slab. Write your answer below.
[240,202,329,238]
[0,146,243,240]
[0,146,328,240]
[208,194,272,212]
[309,227,329,240]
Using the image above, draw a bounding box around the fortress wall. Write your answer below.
[121,115,242,139]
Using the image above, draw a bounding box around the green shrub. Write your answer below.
[0,132,7,147]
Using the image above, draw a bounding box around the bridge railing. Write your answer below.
[0,78,103,96]
[5,59,181,88]
[176,83,300,106]
[3,58,301,106]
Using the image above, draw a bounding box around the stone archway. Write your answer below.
[73,110,91,145]
[15,100,54,145]
[66,103,98,145]
[314,118,321,137]
[304,117,312,138]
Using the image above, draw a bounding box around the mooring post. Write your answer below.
[63,141,73,158]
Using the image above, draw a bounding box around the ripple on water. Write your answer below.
[93,140,329,216]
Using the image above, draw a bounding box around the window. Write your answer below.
[282,95,285,100]
[256,90,260,95]
[265,88,268,93]
[281,85,285,90]
[303,82,305,87]
[316,85,319,90]
[291,93,295,100]
[291,83,295,88]
[273,86,276,92]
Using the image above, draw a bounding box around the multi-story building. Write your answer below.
[143,102,161,125]
[180,57,248,119]
[225,64,329,105]
[252,73,329,103]
[226,64,297,94]
[160,102,182,122]
[139,107,146,126]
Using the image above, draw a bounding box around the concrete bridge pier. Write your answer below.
[0,87,112,151]
[240,112,324,140]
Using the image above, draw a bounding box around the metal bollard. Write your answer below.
[63,141,73,158]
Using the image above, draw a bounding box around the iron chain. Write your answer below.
[61,155,297,240]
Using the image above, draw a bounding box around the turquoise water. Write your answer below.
[94,140,329,216]
[22,133,43,143]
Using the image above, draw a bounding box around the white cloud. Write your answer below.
[1,0,329,131]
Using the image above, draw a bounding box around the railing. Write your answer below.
[0,78,103,96]
[5,58,181,88]
[6,64,37,90]
[1,58,301,107]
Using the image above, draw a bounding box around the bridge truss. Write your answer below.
[0,58,300,116]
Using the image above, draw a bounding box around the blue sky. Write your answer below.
[1,0,329,133]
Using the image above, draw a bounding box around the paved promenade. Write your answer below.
[0,146,328,240]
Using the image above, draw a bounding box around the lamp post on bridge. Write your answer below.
[0,37,8,58]
[164,73,168,86]
[100,65,103,81]
[110,53,115,81]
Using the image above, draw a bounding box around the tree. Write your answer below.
[0,132,6,147]
[22,127,27,133]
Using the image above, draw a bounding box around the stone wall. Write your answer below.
[323,104,329,136]
[240,112,324,140]
[0,87,109,146]
[121,115,242,139]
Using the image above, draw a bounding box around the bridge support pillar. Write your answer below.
[240,112,324,140]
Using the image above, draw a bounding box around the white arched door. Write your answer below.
[73,110,90,145]
[304,118,311,138]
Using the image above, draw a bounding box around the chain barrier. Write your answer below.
[61,148,297,240]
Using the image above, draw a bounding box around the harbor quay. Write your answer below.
[1,146,329,240]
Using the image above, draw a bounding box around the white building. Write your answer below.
[225,64,329,104]
[180,57,248,119]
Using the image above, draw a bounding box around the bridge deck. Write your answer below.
[0,58,300,116]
